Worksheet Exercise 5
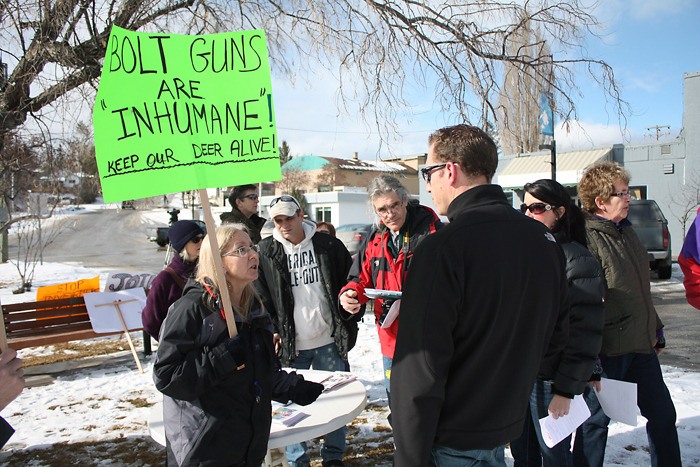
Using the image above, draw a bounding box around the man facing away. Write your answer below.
[220,184,266,243]
[255,195,359,467]
[391,124,570,466]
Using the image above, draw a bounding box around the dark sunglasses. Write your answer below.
[239,194,259,201]
[420,163,448,183]
[190,235,205,244]
[270,195,300,208]
[520,203,555,215]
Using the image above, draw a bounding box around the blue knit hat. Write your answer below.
[169,220,205,252]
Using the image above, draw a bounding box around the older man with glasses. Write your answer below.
[255,195,359,467]
[340,174,443,420]
[220,184,266,243]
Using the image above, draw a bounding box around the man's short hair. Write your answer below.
[428,124,498,181]
[228,184,257,208]
[577,161,631,213]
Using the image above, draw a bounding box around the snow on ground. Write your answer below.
[1,206,700,465]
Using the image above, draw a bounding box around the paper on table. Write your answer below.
[363,288,402,300]
[538,394,591,448]
[596,377,638,426]
[380,299,401,329]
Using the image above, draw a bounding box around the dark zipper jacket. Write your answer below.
[255,232,358,366]
[220,209,267,244]
[584,214,663,356]
[153,280,302,466]
[391,185,570,466]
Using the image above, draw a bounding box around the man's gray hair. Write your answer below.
[367,174,409,204]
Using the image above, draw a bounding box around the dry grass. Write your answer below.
[22,338,143,367]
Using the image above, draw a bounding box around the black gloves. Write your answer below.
[290,378,324,406]
[223,336,246,370]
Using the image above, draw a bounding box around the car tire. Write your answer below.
[658,264,672,280]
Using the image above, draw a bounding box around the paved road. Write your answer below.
[17,208,168,272]
[653,278,700,371]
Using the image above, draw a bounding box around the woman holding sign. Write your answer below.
[153,224,323,466]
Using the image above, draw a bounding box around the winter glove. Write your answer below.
[290,378,324,406]
[223,336,246,370]
[655,328,666,350]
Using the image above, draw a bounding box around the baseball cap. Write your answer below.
[268,195,301,218]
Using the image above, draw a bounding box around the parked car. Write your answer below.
[627,199,672,279]
[336,223,373,256]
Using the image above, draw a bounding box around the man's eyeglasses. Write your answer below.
[222,245,260,257]
[375,201,403,217]
[270,195,300,208]
[190,235,205,244]
[420,163,448,183]
[240,194,259,201]
[520,203,555,215]
[611,191,632,199]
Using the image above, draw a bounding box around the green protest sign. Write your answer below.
[93,26,281,203]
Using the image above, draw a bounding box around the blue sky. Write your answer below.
[272,0,700,159]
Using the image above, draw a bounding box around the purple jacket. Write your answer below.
[142,254,197,340]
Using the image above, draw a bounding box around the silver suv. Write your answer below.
[627,200,672,280]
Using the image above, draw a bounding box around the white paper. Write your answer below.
[363,288,402,300]
[84,289,147,333]
[596,377,639,426]
[380,299,401,329]
[538,394,591,448]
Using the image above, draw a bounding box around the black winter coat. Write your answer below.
[153,280,302,466]
[537,232,605,397]
[255,232,358,366]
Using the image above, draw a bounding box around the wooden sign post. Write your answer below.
[94,299,144,373]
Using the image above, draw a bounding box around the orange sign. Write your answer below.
[36,277,101,301]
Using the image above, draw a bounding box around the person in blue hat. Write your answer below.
[142,220,205,340]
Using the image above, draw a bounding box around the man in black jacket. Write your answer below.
[220,184,266,243]
[391,124,570,467]
[255,195,357,467]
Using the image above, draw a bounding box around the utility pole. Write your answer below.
[646,125,671,141]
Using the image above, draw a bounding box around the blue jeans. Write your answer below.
[572,352,680,467]
[510,380,573,467]
[286,343,348,466]
[429,444,506,467]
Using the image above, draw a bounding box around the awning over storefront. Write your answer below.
[497,148,612,190]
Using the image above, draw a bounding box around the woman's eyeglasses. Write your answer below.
[520,203,555,215]
[222,245,260,257]
[611,191,632,199]
[270,195,300,208]
[190,235,205,244]
[240,194,259,201]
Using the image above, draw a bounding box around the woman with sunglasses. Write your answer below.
[154,224,323,466]
[142,220,206,341]
[510,179,605,467]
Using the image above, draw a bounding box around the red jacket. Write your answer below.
[680,207,700,310]
[340,203,442,358]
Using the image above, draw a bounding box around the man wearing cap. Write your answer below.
[255,195,358,467]
[142,220,205,340]
[220,184,266,243]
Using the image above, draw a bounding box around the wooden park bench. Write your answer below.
[0,296,150,355]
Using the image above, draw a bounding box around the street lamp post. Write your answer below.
[539,140,557,181]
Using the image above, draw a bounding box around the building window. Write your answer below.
[663,164,675,174]
[318,185,331,192]
[315,206,332,223]
[661,145,671,155]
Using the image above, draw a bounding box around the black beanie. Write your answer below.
[169,220,205,252]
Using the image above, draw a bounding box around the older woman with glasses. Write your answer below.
[510,179,605,467]
[142,220,205,341]
[153,223,323,466]
[573,161,681,467]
